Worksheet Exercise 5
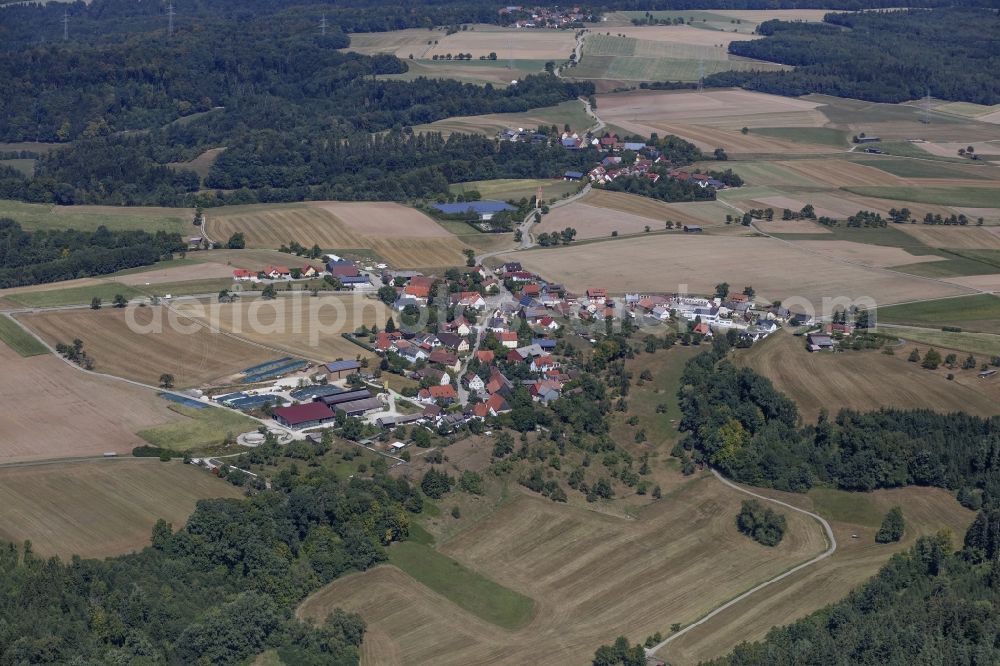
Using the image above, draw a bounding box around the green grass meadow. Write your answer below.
[0,316,48,356]
[137,404,259,452]
[878,294,1000,334]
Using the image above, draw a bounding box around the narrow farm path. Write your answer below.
[648,469,836,659]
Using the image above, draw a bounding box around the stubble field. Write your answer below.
[298,472,828,665]
[348,25,575,61]
[206,201,469,269]
[0,341,183,462]
[20,307,278,387]
[0,460,243,559]
[737,330,999,422]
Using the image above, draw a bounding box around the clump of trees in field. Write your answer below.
[736,499,786,546]
[876,506,905,543]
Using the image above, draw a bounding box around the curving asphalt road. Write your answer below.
[647,468,837,658]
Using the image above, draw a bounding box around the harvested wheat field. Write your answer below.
[597,90,831,146]
[896,224,1000,250]
[660,482,973,665]
[0,341,182,462]
[0,460,242,559]
[115,262,236,286]
[536,191,728,238]
[738,330,999,422]
[752,218,832,234]
[789,241,941,268]
[20,307,276,388]
[299,472,828,666]
[916,140,1000,159]
[205,202,469,268]
[172,294,389,362]
[505,234,973,306]
[414,99,593,137]
[943,273,1000,292]
[350,25,575,60]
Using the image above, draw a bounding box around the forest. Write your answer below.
[599,175,717,203]
[706,8,1000,104]
[676,339,1000,509]
[0,218,185,287]
[0,466,422,664]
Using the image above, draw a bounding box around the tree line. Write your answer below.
[0,218,185,287]
[676,339,1000,509]
[706,9,1000,105]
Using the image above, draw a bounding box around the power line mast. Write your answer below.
[697,59,705,92]
[167,2,175,37]
[62,10,69,41]
[921,87,932,125]
[319,14,328,37]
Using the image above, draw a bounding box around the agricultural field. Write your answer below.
[205,201,470,269]
[603,9,830,30]
[448,178,580,203]
[788,240,940,268]
[0,341,184,462]
[660,483,974,665]
[413,99,593,137]
[876,294,1000,334]
[19,306,278,387]
[751,127,849,148]
[844,185,1000,208]
[297,471,829,665]
[167,146,226,181]
[736,330,999,422]
[172,294,390,363]
[595,89,835,154]
[0,199,194,233]
[534,189,729,239]
[0,314,47,356]
[4,277,238,308]
[572,32,786,83]
[879,325,1000,357]
[504,233,973,306]
[0,158,35,176]
[0,460,243,559]
[347,24,575,61]
[379,58,550,86]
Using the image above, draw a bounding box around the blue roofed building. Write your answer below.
[623,142,647,151]
[325,360,362,377]
[432,200,516,221]
[564,171,584,181]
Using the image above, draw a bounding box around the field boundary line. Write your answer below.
[648,468,836,658]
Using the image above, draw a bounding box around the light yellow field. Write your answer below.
[0,460,242,559]
[737,329,999,422]
[173,294,389,363]
[753,218,832,234]
[414,99,593,137]
[504,233,974,306]
[943,274,1000,292]
[790,240,941,268]
[896,224,1000,249]
[660,482,974,665]
[205,201,470,268]
[299,472,828,665]
[20,307,278,388]
[536,190,728,238]
[0,341,183,462]
[915,140,1000,159]
[598,24,762,48]
[348,25,575,60]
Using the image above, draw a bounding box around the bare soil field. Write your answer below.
[713,8,832,22]
[955,207,1000,223]
[789,240,941,268]
[752,218,832,234]
[661,482,973,665]
[943,273,1000,291]
[0,460,242,559]
[299,472,828,665]
[0,342,182,462]
[172,294,389,363]
[205,202,469,268]
[916,140,1000,159]
[896,225,1000,250]
[505,234,972,306]
[739,331,998,422]
[20,307,277,388]
[536,190,728,238]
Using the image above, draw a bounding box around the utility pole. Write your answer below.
[62,10,69,41]
[167,2,175,37]
[921,87,932,125]
[319,14,328,36]
[697,59,705,92]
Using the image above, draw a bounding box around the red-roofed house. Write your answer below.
[486,393,510,414]
[273,402,335,429]
[586,288,607,303]
[499,332,519,349]
[530,355,556,373]
[475,350,495,364]
[419,384,457,404]
[428,349,460,370]
[693,322,711,336]
[233,268,257,282]
[451,291,486,309]
[471,402,491,419]
[301,265,321,278]
[265,266,291,279]
[522,284,541,297]
[404,276,435,300]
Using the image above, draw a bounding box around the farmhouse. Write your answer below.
[451,291,487,309]
[499,331,519,348]
[418,384,458,404]
[273,402,335,429]
[334,397,383,417]
[319,389,373,407]
[683,225,703,233]
[564,170,584,181]
[807,333,835,351]
[264,265,291,279]
[233,269,258,282]
[432,200,516,221]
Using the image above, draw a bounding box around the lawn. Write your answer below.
[877,293,1000,333]
[137,404,259,453]
[844,186,1000,208]
[8,283,144,308]
[891,250,1000,278]
[0,315,48,356]
[807,488,884,528]
[753,127,850,148]
[386,540,536,630]
[448,178,581,203]
[0,199,192,233]
[874,141,970,163]
[0,158,36,176]
[613,344,699,448]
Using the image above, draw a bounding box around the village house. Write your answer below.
[807,333,835,351]
[499,331,519,349]
[418,384,457,404]
[475,350,495,364]
[233,268,258,282]
[326,259,359,278]
[428,349,461,371]
[464,372,486,393]
[403,276,435,301]
[450,291,486,310]
[264,265,291,280]
[436,331,470,353]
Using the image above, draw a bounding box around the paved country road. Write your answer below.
[647,469,837,659]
